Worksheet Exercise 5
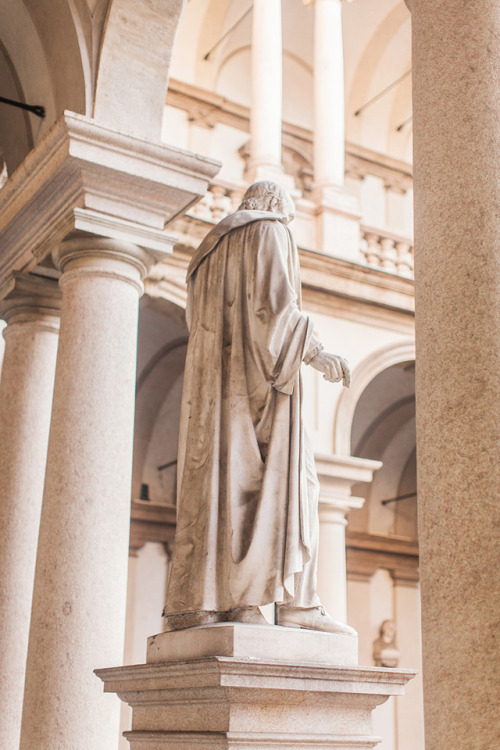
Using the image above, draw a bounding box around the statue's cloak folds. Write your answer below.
[165,211,318,613]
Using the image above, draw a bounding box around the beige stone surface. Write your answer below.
[19,241,155,750]
[0,273,60,750]
[410,0,500,747]
[315,454,381,622]
[0,111,220,292]
[147,623,358,667]
[97,656,415,749]
[164,184,352,622]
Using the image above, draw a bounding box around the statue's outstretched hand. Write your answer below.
[309,351,351,387]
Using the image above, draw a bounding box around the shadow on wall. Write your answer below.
[349,360,417,540]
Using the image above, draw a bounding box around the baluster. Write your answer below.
[395,241,413,277]
[363,232,381,267]
[211,186,230,221]
[380,238,397,271]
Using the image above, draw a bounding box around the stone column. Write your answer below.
[304,0,361,259]
[315,454,381,623]
[0,274,60,750]
[248,0,284,181]
[20,239,156,750]
[407,1,500,747]
[307,0,346,188]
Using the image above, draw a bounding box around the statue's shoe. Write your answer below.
[224,606,269,625]
[276,606,357,635]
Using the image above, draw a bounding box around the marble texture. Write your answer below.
[19,240,159,750]
[164,182,352,626]
[410,0,500,748]
[97,653,415,749]
[147,623,358,667]
[315,454,381,623]
[0,111,220,293]
[0,274,60,750]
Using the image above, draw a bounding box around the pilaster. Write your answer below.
[315,454,382,622]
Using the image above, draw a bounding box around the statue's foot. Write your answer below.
[276,606,357,635]
[224,606,269,625]
[163,609,223,632]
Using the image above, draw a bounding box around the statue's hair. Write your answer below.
[238,181,292,217]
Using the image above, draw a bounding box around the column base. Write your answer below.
[312,185,362,260]
[96,625,415,750]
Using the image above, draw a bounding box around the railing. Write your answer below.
[188,183,245,222]
[360,226,414,277]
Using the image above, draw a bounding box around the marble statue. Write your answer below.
[163,181,355,635]
[373,620,400,667]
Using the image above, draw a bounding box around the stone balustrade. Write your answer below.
[361,226,414,277]
[188,184,415,280]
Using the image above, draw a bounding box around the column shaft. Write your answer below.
[410,1,500,747]
[249,0,283,179]
[0,276,60,750]
[20,241,151,750]
[317,506,348,622]
[313,0,345,187]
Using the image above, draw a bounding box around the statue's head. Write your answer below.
[238,181,295,224]
[379,619,396,644]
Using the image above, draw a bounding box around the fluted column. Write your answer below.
[407,1,500,747]
[315,455,381,622]
[306,0,347,188]
[0,274,60,750]
[20,239,156,750]
[248,0,284,182]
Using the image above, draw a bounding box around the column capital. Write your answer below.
[53,237,161,295]
[315,453,382,518]
[0,111,219,301]
[0,273,61,333]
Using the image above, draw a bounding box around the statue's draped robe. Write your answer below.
[165,211,321,614]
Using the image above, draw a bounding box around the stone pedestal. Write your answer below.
[97,625,415,749]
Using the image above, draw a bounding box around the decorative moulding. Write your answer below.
[0,111,220,298]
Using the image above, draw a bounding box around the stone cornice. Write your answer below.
[166,79,413,189]
[0,112,220,299]
[346,530,419,585]
[151,216,415,320]
[299,247,415,315]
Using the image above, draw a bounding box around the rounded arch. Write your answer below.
[334,340,415,455]
[94,0,186,139]
[133,337,188,501]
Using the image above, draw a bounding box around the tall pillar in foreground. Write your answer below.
[408,1,500,747]
[315,454,381,622]
[0,274,60,750]
[19,240,156,750]
[248,0,284,182]
[304,0,361,259]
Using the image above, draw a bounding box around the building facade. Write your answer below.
[0,1,497,750]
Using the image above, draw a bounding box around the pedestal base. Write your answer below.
[97,625,415,749]
[147,623,358,666]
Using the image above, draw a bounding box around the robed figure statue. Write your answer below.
[163,181,355,635]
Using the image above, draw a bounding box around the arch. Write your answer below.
[132,337,188,500]
[94,0,186,139]
[334,340,415,455]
